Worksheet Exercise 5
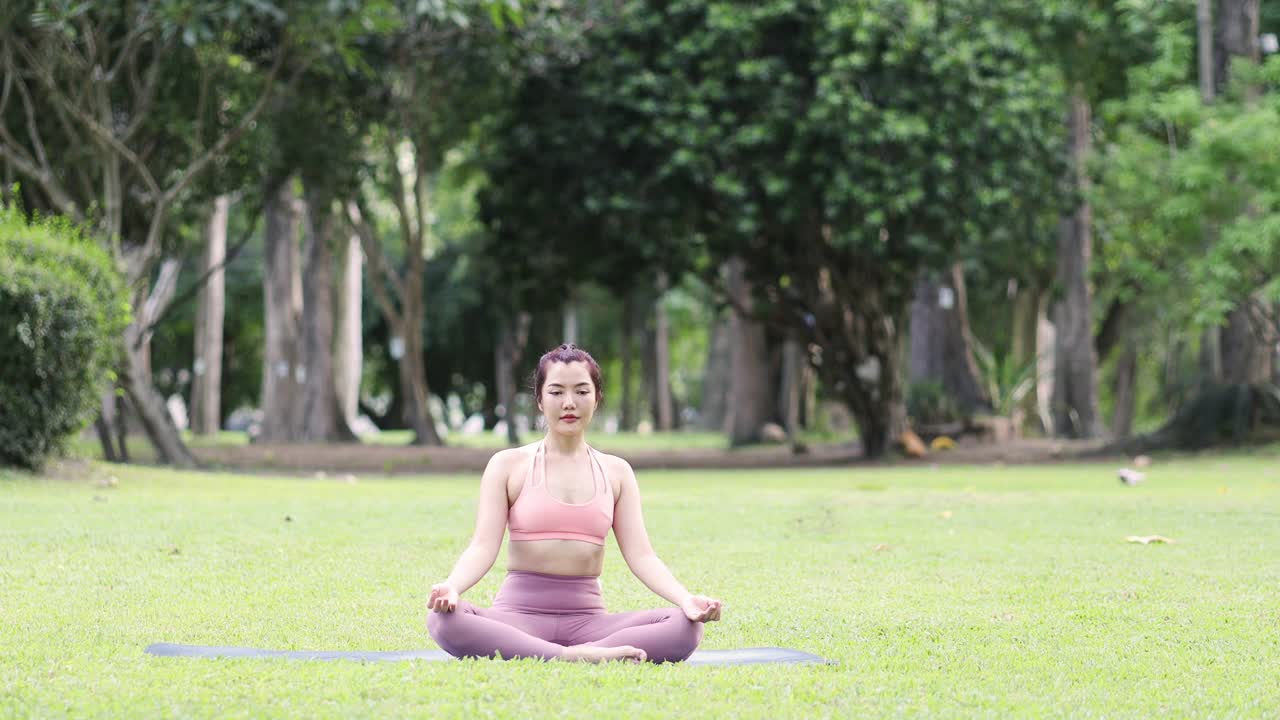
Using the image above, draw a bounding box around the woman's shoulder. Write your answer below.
[589,448,636,479]
[487,443,539,475]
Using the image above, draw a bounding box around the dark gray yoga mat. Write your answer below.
[145,643,834,666]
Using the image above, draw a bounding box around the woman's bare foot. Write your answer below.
[560,644,648,663]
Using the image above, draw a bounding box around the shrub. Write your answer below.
[0,201,129,470]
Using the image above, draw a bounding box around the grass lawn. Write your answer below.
[2,448,1278,718]
[67,427,860,463]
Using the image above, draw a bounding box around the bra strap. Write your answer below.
[587,446,609,498]
[528,441,545,488]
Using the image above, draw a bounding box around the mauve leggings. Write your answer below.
[427,570,703,662]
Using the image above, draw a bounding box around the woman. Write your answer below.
[427,344,722,663]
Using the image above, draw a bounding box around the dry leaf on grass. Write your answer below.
[937,510,953,519]
[1125,535,1176,545]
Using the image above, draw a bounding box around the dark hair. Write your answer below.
[532,344,604,409]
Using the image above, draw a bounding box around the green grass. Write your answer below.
[68,427,859,459]
[3,448,1279,718]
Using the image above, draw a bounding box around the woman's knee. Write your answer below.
[426,609,463,654]
[662,610,704,662]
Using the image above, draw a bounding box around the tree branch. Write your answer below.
[137,210,259,342]
[132,257,182,351]
[159,45,289,209]
[346,198,406,324]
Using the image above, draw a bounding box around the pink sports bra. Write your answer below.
[508,442,614,546]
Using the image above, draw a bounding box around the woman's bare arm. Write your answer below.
[441,449,514,595]
[610,457,694,607]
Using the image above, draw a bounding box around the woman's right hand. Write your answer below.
[427,582,459,613]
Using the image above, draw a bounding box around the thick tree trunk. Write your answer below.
[190,195,229,435]
[1036,292,1057,433]
[725,258,772,446]
[700,309,732,432]
[908,265,989,414]
[1221,298,1275,384]
[298,191,356,443]
[259,179,302,443]
[334,231,363,427]
[653,272,674,432]
[1214,0,1260,93]
[1052,91,1103,439]
[1112,339,1139,439]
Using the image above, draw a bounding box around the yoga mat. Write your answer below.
[145,643,834,666]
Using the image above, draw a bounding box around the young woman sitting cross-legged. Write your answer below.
[426,344,722,663]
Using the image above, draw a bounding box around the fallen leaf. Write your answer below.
[938,510,953,520]
[1125,535,1176,545]
[900,430,927,458]
[872,543,891,552]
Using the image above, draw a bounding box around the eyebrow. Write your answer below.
[547,382,592,388]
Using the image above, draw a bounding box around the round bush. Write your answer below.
[0,203,129,470]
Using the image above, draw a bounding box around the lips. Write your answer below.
[561,415,579,422]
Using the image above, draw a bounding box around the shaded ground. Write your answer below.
[181,436,1116,475]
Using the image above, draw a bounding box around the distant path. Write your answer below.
[189,437,1114,475]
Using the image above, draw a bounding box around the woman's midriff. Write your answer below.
[507,538,604,577]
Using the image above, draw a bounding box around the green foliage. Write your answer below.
[971,339,1038,418]
[905,380,962,426]
[1094,33,1280,334]
[0,201,129,469]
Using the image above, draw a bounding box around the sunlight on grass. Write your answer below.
[3,449,1278,717]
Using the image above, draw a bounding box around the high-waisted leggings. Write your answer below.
[427,570,703,663]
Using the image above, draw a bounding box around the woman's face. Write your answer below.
[538,361,598,434]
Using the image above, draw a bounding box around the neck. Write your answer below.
[542,430,588,457]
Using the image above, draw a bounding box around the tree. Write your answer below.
[588,0,1065,457]
[0,2,301,465]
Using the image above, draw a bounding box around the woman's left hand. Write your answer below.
[681,594,723,623]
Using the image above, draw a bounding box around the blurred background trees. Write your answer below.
[3,0,1278,466]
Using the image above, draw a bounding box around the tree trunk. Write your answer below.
[399,317,442,446]
[1214,0,1260,93]
[653,272,674,432]
[1214,0,1268,381]
[700,308,732,432]
[121,283,196,466]
[1036,291,1057,434]
[779,337,802,438]
[563,294,579,345]
[620,291,636,431]
[1112,339,1139,439]
[260,179,302,443]
[334,230,363,427]
[298,190,356,443]
[95,389,121,462]
[725,257,771,446]
[1198,0,1216,103]
[495,312,531,446]
[1010,284,1041,430]
[908,265,988,414]
[1221,298,1275,384]
[190,195,229,435]
[1052,91,1103,439]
